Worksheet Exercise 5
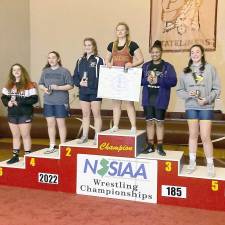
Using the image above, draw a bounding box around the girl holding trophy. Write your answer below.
[1,64,38,164]
[105,22,144,133]
[141,40,177,156]
[73,38,104,144]
[39,51,73,153]
[177,44,220,177]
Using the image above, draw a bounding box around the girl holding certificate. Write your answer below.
[105,22,144,134]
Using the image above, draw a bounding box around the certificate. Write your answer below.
[97,66,142,102]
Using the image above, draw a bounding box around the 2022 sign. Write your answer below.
[38,173,59,185]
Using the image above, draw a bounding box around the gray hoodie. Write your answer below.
[176,63,221,110]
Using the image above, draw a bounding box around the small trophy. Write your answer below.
[82,72,88,87]
[195,90,201,99]
[124,66,128,73]
[11,95,16,103]
[47,85,53,94]
[150,71,156,82]
[82,71,88,81]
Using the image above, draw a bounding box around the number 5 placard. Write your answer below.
[97,65,142,102]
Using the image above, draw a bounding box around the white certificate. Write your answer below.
[97,65,142,102]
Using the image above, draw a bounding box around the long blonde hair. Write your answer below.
[113,22,130,51]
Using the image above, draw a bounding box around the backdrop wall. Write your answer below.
[1,0,225,115]
[0,0,30,114]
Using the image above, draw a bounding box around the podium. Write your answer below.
[0,129,224,211]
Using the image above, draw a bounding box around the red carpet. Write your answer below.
[0,186,224,225]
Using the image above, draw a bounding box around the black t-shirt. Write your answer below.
[107,41,139,56]
[147,61,164,106]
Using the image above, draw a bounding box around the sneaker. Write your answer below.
[7,155,19,164]
[207,163,215,178]
[110,126,119,133]
[130,127,136,134]
[93,134,97,145]
[24,151,31,155]
[143,144,155,154]
[44,146,57,154]
[77,136,88,144]
[157,144,166,156]
[186,160,196,174]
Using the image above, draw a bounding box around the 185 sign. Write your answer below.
[161,185,187,198]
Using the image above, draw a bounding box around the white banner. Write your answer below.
[77,154,158,203]
[97,66,142,102]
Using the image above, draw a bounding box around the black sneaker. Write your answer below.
[143,144,155,154]
[157,144,166,156]
[6,155,19,164]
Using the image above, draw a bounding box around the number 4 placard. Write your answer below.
[161,185,187,198]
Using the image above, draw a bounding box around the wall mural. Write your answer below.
[150,0,218,51]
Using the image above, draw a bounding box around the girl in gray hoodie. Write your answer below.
[177,44,220,178]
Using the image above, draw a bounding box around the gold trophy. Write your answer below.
[150,71,156,83]
[195,90,201,99]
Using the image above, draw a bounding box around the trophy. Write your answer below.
[82,71,88,82]
[47,85,53,94]
[195,90,201,99]
[150,71,156,83]
[11,95,16,103]
[124,66,128,73]
[82,71,88,87]
[10,89,16,103]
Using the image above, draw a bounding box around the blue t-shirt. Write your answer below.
[39,67,73,105]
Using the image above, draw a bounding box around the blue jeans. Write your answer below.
[185,110,214,120]
[43,104,69,118]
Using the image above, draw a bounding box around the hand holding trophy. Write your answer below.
[80,72,88,87]
[148,71,157,85]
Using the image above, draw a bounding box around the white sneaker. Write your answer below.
[186,160,196,174]
[130,127,136,134]
[93,133,97,145]
[77,136,88,144]
[110,126,119,133]
[207,163,215,178]
[44,146,57,154]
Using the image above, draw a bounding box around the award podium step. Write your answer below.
[61,129,146,158]
[0,129,224,211]
[138,151,225,211]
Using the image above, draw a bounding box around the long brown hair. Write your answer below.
[184,44,206,73]
[113,22,130,51]
[6,63,31,91]
[83,37,98,56]
[43,51,62,69]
